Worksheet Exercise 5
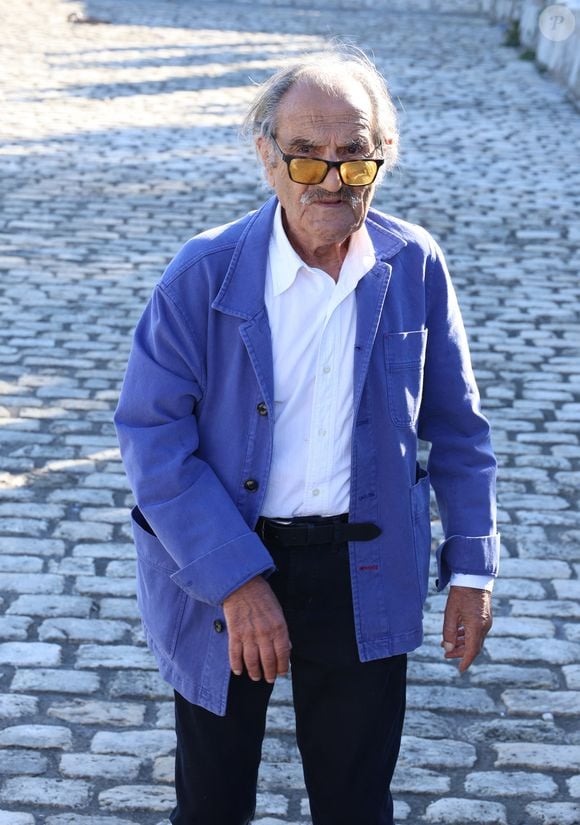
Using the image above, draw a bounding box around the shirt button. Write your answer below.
[323,366,331,374]
[256,402,268,416]
[213,620,224,633]
[312,488,320,497]
[318,429,327,437]
[244,479,259,492]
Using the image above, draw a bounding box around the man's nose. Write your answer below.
[319,165,342,192]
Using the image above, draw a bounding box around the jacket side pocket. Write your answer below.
[131,509,187,660]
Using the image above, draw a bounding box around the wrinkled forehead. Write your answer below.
[275,77,375,145]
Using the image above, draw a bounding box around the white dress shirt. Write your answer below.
[261,204,492,591]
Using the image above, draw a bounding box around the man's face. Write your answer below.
[256,78,379,258]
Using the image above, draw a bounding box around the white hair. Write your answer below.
[242,43,399,174]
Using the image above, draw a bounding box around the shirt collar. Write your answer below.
[269,202,376,298]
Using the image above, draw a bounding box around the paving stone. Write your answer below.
[494,743,580,771]
[491,578,546,599]
[155,703,174,729]
[255,793,289,816]
[91,730,175,758]
[48,699,146,727]
[266,705,296,733]
[510,600,580,619]
[424,798,507,823]
[525,802,580,825]
[399,736,476,769]
[76,644,155,670]
[11,669,100,695]
[38,618,130,643]
[108,670,173,699]
[0,724,73,750]
[0,749,48,775]
[407,685,495,713]
[98,785,175,811]
[391,766,450,794]
[402,710,455,739]
[0,554,43,572]
[0,615,32,640]
[485,638,580,665]
[465,770,558,798]
[0,537,64,557]
[59,753,143,780]
[502,689,580,716]
[553,580,580,600]
[74,577,136,597]
[567,776,580,797]
[0,777,90,808]
[6,595,94,617]
[0,813,35,825]
[468,665,557,689]
[152,756,173,783]
[496,559,571,579]
[45,817,137,825]
[563,665,580,690]
[407,660,460,683]
[0,642,61,667]
[0,693,38,719]
[99,599,141,620]
[0,574,64,594]
[261,737,300,764]
[489,617,555,638]
[73,543,135,560]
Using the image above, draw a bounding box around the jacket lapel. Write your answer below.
[211,197,277,414]
[353,217,407,418]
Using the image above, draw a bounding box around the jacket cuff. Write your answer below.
[436,533,500,592]
[170,532,275,605]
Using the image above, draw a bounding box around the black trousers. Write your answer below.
[170,535,407,825]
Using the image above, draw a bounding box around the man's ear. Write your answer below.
[256,136,276,187]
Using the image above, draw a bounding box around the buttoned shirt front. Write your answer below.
[261,204,375,518]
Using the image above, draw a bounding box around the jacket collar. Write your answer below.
[211,196,408,319]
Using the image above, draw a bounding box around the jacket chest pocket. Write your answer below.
[384,330,428,428]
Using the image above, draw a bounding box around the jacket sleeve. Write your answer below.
[114,284,274,606]
[417,239,500,590]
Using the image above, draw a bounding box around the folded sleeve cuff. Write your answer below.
[170,532,275,605]
[436,533,500,592]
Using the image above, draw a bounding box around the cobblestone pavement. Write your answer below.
[1,0,579,823]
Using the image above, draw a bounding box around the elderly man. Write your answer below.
[115,45,499,825]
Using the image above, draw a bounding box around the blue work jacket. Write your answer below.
[114,196,499,716]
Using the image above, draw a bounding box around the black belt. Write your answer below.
[256,514,381,547]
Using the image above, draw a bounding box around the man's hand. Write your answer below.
[223,575,291,684]
[441,586,492,672]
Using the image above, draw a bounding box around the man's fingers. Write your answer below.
[458,629,482,672]
[272,634,291,677]
[228,637,244,677]
[242,642,262,682]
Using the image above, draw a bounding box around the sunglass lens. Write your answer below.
[341,160,377,186]
[289,158,327,184]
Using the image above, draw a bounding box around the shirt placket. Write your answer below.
[302,296,343,515]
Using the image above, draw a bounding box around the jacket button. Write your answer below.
[213,620,224,633]
[256,402,268,416]
[244,478,259,492]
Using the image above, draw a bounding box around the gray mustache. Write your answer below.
[300,188,364,207]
